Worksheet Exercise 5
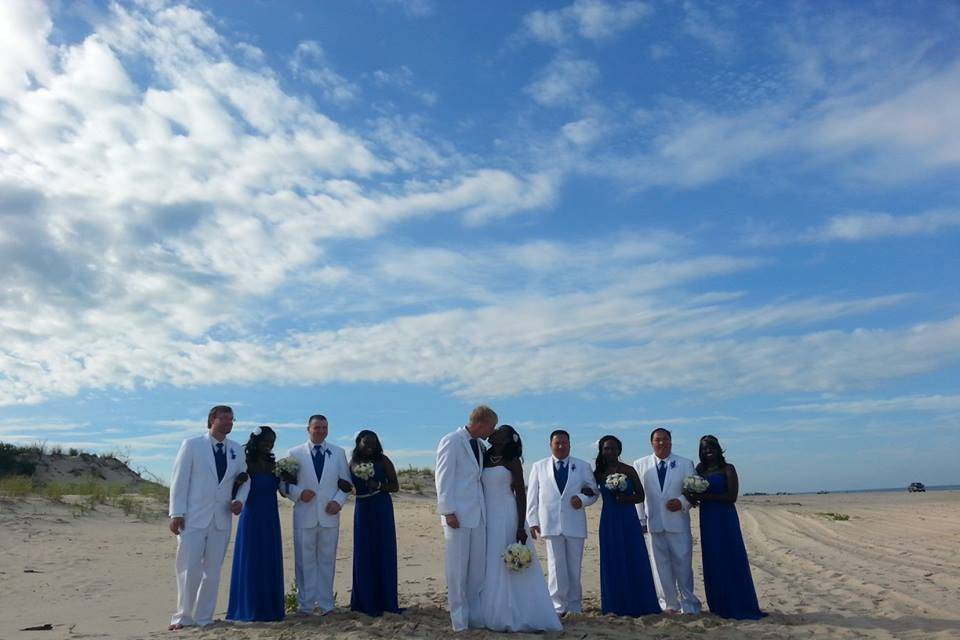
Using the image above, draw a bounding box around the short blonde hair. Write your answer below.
[468,404,498,427]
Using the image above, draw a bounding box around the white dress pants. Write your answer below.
[294,525,340,613]
[649,529,701,613]
[443,521,485,631]
[171,522,230,626]
[543,535,585,614]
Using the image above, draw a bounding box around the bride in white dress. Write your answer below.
[474,425,562,632]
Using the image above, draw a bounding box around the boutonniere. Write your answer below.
[571,463,576,471]
[230,448,237,460]
[669,460,676,469]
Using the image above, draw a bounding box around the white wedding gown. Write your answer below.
[475,465,562,632]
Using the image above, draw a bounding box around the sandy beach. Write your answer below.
[4,489,960,640]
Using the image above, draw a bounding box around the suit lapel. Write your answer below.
[462,430,480,470]
[203,435,219,484]
[663,455,675,492]
[647,456,663,499]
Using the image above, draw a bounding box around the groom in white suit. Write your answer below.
[527,429,599,616]
[168,405,249,629]
[435,404,498,631]
[634,427,702,614]
[283,414,352,615]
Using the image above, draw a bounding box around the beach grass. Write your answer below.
[0,475,34,497]
[817,511,851,521]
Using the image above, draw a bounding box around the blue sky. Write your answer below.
[1,0,958,493]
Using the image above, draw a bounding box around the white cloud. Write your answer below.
[0,2,562,407]
[371,66,437,105]
[775,394,960,415]
[378,0,435,18]
[746,210,960,245]
[524,0,652,45]
[290,40,359,104]
[524,10,567,46]
[562,117,605,147]
[0,0,54,100]
[526,56,599,107]
[575,13,960,190]
[682,1,736,54]
[573,0,652,41]
[817,210,960,241]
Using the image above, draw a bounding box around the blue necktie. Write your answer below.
[214,442,227,483]
[555,459,568,494]
[657,459,667,491]
[312,445,326,482]
[469,438,480,465]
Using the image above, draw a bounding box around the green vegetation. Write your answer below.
[0,441,169,520]
[0,442,38,477]
[397,465,433,492]
[817,512,851,521]
[0,475,34,497]
[285,581,300,613]
[397,465,433,477]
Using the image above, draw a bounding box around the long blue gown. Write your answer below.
[226,472,284,621]
[699,470,765,620]
[350,461,401,616]
[598,476,661,616]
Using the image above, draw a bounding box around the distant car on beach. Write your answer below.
[908,482,926,492]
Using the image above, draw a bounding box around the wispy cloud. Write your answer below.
[0,1,559,406]
[774,394,960,415]
[290,41,359,104]
[371,66,437,106]
[815,210,960,242]
[746,209,960,245]
[573,15,960,189]
[681,1,736,54]
[524,0,652,46]
[526,55,599,107]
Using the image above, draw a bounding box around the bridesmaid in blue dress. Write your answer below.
[683,435,765,620]
[593,435,661,617]
[227,426,285,622]
[349,430,402,617]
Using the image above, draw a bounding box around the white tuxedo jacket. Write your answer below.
[435,427,485,528]
[169,433,249,531]
[526,456,599,538]
[633,453,695,534]
[283,441,351,529]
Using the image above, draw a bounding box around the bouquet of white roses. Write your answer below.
[352,461,375,480]
[682,474,709,493]
[502,542,533,572]
[274,456,299,482]
[605,472,628,492]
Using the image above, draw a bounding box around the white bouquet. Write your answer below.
[352,461,375,480]
[682,474,710,493]
[605,472,628,492]
[502,542,533,572]
[274,456,299,481]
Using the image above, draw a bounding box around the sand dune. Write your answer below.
[4,490,959,639]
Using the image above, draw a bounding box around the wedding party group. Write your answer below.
[166,403,764,632]
[167,406,399,629]
[436,405,765,632]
